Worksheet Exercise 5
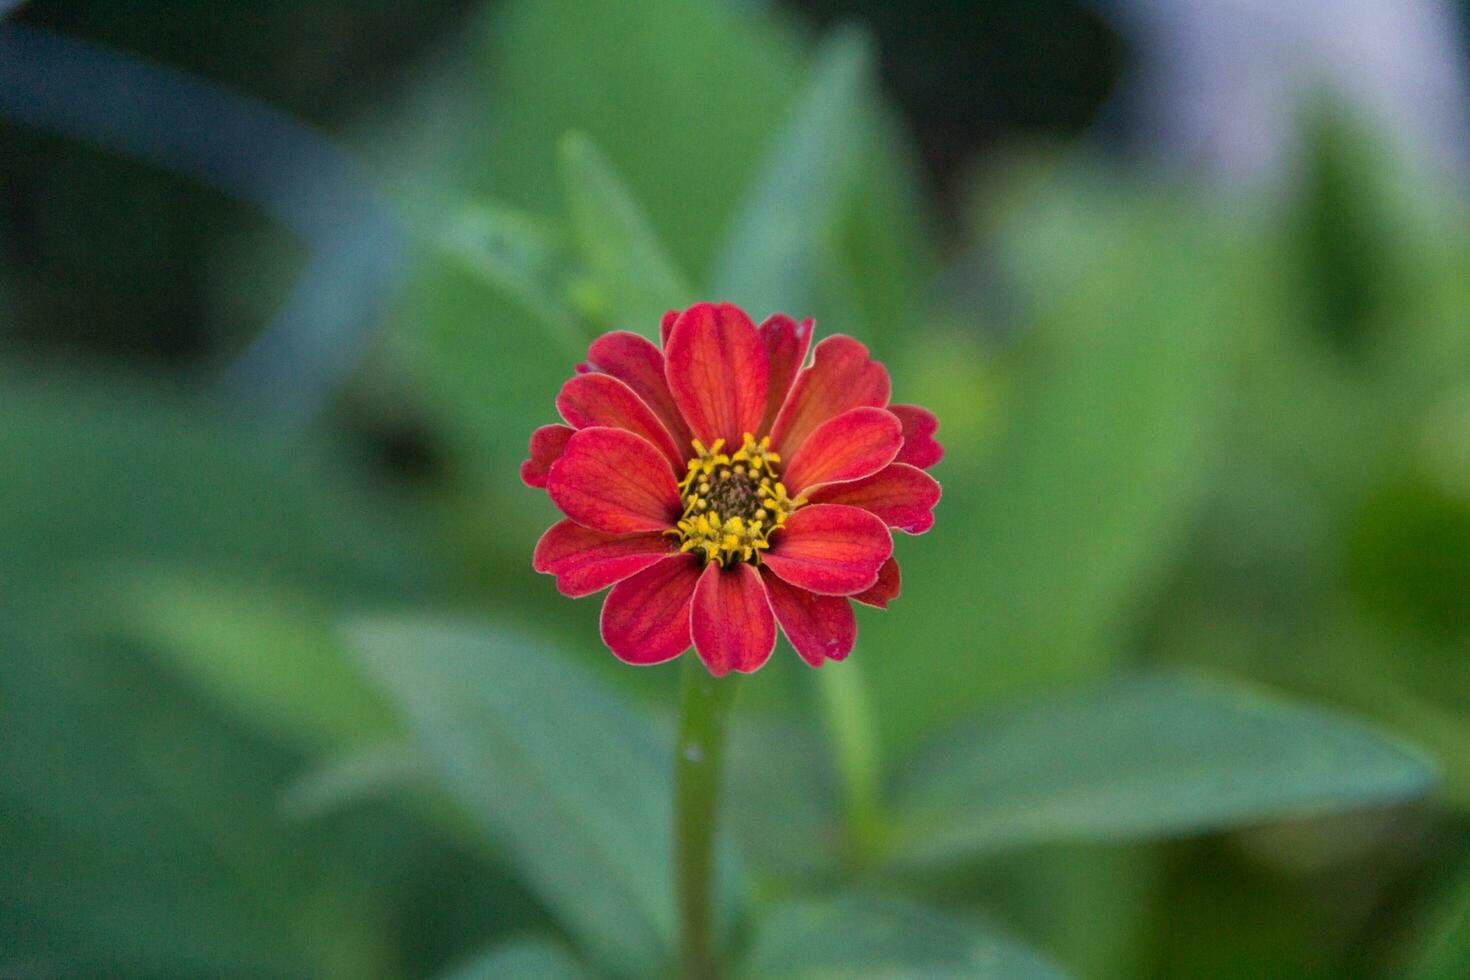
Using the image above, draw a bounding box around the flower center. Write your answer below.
[671,434,805,566]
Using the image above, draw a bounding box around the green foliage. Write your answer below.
[737,895,1069,980]
[0,630,350,979]
[886,673,1437,864]
[0,368,426,602]
[1399,853,1470,980]
[559,132,695,331]
[712,28,874,322]
[0,370,434,977]
[862,187,1235,745]
[346,617,692,978]
[425,196,587,359]
[440,937,595,980]
[394,196,587,476]
[466,0,803,277]
[114,568,397,748]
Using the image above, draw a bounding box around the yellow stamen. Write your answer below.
[675,433,800,566]
[679,438,730,493]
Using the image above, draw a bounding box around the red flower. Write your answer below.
[524,302,942,676]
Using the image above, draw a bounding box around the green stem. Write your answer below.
[674,656,739,980]
[815,658,885,861]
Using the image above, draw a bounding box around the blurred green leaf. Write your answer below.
[347,616,691,977]
[387,255,579,484]
[440,936,596,980]
[724,718,844,882]
[469,0,803,278]
[278,740,494,876]
[962,843,1160,980]
[887,672,1437,865]
[0,627,383,979]
[114,567,397,749]
[830,107,939,342]
[712,28,873,319]
[389,194,585,479]
[0,369,433,976]
[280,742,433,822]
[862,195,1236,745]
[1399,852,1470,980]
[425,196,587,358]
[737,895,1069,980]
[1273,606,1470,808]
[559,132,694,331]
[0,366,427,601]
[1289,105,1420,360]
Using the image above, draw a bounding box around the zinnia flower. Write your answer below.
[523,302,942,676]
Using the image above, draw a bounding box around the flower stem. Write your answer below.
[674,656,739,980]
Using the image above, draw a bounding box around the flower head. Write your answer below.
[524,302,942,676]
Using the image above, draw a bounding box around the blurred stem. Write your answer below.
[674,656,739,980]
[815,658,885,862]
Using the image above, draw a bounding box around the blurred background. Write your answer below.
[3,0,1470,977]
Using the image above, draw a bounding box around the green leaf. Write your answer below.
[887,673,1437,865]
[861,194,1236,746]
[278,742,491,866]
[113,567,397,749]
[0,365,426,602]
[829,108,940,345]
[724,717,844,883]
[737,895,1069,980]
[712,29,873,318]
[468,0,804,278]
[389,258,575,478]
[389,194,589,478]
[425,196,587,359]
[346,616,686,977]
[1398,852,1470,980]
[964,843,1159,980]
[0,369,427,975]
[560,132,694,331]
[0,625,379,978]
[279,742,433,821]
[440,936,596,980]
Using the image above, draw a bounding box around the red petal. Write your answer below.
[664,302,769,447]
[600,554,700,665]
[521,424,574,489]
[533,520,676,597]
[691,562,776,676]
[806,463,940,535]
[763,504,893,596]
[586,330,695,451]
[660,309,678,348]
[761,569,856,667]
[546,427,683,534]
[769,336,890,456]
[781,406,903,497]
[757,314,814,435]
[890,404,944,469]
[853,556,900,608]
[557,372,685,474]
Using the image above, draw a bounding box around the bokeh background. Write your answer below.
[4,1,1470,977]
